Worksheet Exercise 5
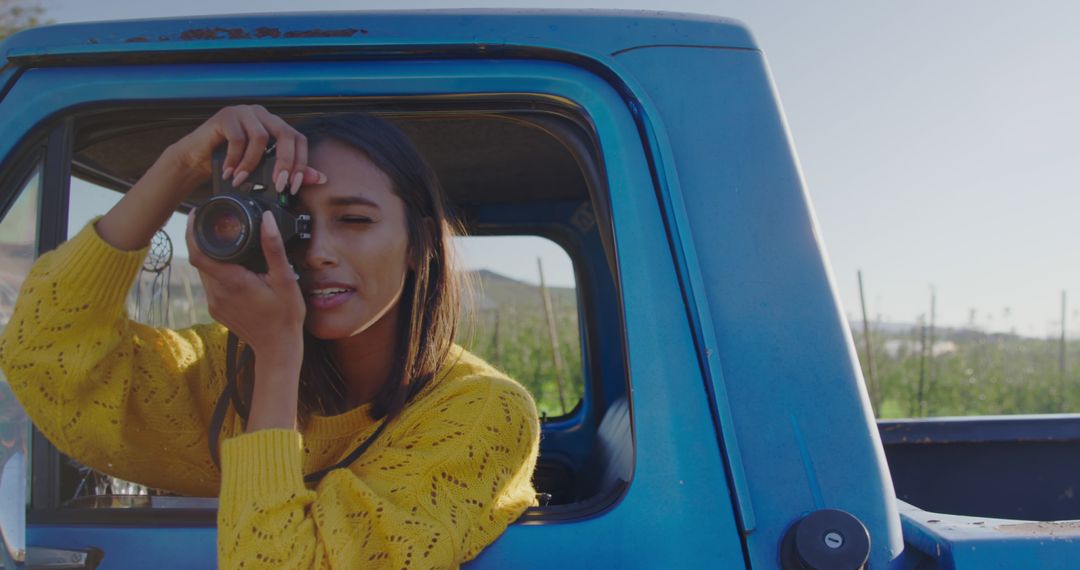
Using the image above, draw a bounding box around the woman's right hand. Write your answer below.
[170,104,325,195]
[97,105,326,252]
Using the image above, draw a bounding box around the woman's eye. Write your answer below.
[340,216,373,224]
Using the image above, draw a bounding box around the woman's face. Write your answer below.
[294,139,412,341]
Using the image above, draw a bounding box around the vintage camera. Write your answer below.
[193,147,311,273]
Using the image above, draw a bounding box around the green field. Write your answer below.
[853,326,1079,418]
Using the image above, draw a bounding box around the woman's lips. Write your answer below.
[306,288,355,310]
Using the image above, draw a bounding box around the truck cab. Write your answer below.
[0,10,1076,569]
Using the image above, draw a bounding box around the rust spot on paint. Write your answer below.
[107,25,361,45]
[179,27,252,41]
[283,28,359,38]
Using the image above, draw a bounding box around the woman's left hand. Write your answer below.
[186,211,306,364]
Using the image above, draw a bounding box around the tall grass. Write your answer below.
[854,326,1078,418]
[465,306,584,419]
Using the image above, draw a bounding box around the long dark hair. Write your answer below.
[209,113,462,466]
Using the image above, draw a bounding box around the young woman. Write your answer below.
[0,105,541,568]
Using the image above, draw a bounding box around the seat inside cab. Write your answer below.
[61,102,633,519]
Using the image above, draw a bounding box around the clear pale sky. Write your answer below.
[46,0,1080,336]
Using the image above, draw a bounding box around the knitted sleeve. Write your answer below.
[217,374,541,569]
[0,221,229,496]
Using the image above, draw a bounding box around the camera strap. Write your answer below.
[207,333,246,470]
[302,418,390,484]
[208,332,390,485]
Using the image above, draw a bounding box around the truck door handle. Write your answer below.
[24,546,104,569]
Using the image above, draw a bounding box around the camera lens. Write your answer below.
[210,211,243,245]
[194,196,258,261]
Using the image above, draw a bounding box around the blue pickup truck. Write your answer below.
[0,10,1078,569]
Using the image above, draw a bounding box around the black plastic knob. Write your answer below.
[780,509,871,570]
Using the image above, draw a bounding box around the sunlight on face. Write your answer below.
[294,140,411,342]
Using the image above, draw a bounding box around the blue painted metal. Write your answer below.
[879,413,1080,443]
[0,11,756,65]
[900,501,1080,569]
[610,44,905,567]
[609,55,758,537]
[0,51,743,567]
[28,526,217,569]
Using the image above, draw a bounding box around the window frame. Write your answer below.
[18,105,630,525]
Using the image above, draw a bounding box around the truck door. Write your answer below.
[0,48,745,569]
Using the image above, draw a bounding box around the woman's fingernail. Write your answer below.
[263,211,278,235]
[275,170,289,193]
[222,166,234,180]
[233,170,249,186]
[291,171,304,195]
[307,167,327,184]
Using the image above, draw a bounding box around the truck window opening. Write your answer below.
[41,103,633,521]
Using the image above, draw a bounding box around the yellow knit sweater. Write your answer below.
[0,222,541,569]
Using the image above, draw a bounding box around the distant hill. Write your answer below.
[849,319,1024,342]
[0,248,579,327]
[136,262,578,321]
[464,269,576,314]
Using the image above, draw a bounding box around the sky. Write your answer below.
[43,0,1080,336]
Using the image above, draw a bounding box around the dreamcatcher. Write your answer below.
[135,229,173,326]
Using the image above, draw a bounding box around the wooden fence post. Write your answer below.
[538,258,568,414]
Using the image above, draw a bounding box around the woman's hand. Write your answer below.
[187,211,306,431]
[97,105,326,252]
[171,104,324,194]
